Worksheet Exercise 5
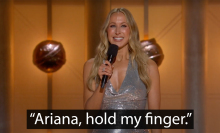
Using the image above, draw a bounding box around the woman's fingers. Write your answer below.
[98,60,113,79]
[101,64,112,76]
[103,60,111,67]
[104,61,113,75]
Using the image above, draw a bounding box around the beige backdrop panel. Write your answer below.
[206,3,220,133]
[52,2,86,133]
[149,4,182,133]
[14,2,48,133]
[149,4,182,110]
[52,2,85,110]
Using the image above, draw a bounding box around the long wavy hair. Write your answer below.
[87,8,151,92]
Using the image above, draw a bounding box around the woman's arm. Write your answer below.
[147,59,161,133]
[83,59,113,110]
[148,59,160,110]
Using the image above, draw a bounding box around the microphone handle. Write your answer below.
[101,55,115,89]
[101,75,108,89]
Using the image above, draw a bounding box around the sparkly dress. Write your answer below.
[92,58,149,133]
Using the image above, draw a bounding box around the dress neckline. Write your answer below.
[109,57,130,93]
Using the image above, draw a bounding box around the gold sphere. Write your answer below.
[141,38,164,66]
[33,40,66,73]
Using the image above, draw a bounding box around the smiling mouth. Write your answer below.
[113,37,123,41]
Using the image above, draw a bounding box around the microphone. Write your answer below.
[101,44,118,89]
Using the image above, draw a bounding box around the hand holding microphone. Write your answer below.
[98,44,118,89]
[98,60,112,79]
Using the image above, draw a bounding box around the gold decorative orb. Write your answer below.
[33,40,66,73]
[141,38,164,66]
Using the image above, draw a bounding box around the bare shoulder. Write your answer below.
[84,58,95,71]
[83,58,95,81]
[147,59,159,76]
[148,59,157,67]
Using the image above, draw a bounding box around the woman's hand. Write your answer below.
[98,60,114,80]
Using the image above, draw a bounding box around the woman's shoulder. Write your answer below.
[85,58,95,64]
[148,59,157,67]
[147,59,159,75]
[83,58,95,71]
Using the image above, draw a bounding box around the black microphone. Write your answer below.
[101,44,118,89]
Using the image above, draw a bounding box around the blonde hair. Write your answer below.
[87,8,151,92]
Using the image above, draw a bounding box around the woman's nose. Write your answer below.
[115,27,120,35]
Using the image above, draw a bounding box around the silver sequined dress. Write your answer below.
[92,58,149,133]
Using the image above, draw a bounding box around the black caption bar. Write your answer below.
[27,110,193,129]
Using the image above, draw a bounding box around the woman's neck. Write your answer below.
[116,45,129,62]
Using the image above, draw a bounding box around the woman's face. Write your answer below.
[107,12,130,49]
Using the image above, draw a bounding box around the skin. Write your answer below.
[83,12,161,133]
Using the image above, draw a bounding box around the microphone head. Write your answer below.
[107,44,118,57]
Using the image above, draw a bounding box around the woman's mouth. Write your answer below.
[113,37,123,41]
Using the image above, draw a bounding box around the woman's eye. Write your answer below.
[110,25,115,27]
[121,25,127,27]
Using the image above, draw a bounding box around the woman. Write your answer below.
[83,8,161,133]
